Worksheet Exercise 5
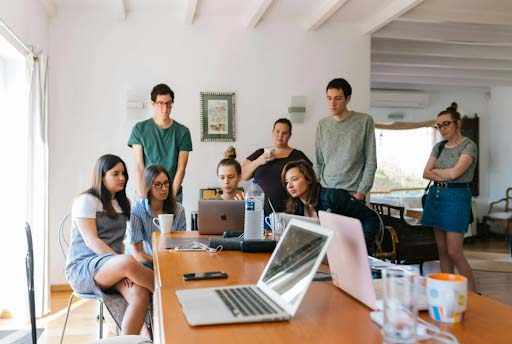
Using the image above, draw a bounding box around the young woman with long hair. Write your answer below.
[65,154,153,336]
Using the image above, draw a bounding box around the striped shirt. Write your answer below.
[127,198,186,256]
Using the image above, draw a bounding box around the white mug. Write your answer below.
[427,273,468,323]
[263,147,275,161]
[153,214,174,234]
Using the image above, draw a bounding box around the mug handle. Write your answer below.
[264,215,273,230]
[152,218,160,229]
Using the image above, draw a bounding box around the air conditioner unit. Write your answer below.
[371,90,430,108]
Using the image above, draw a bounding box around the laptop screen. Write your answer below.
[259,222,329,310]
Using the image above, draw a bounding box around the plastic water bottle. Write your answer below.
[244,180,265,240]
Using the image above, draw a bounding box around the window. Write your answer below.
[372,126,439,197]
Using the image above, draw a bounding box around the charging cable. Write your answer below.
[416,317,459,344]
[173,241,223,254]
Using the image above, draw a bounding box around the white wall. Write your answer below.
[371,90,491,218]
[48,8,371,284]
[0,0,49,53]
[488,87,512,204]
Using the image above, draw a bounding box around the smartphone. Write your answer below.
[183,271,228,281]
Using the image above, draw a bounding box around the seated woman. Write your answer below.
[128,165,186,267]
[65,154,153,336]
[242,118,311,214]
[217,146,244,200]
[281,160,380,254]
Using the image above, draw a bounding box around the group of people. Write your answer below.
[65,79,478,338]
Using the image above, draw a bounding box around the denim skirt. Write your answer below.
[420,185,472,233]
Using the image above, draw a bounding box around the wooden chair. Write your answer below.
[482,187,512,242]
[199,187,244,200]
[370,202,439,274]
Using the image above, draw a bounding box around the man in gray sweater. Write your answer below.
[314,78,377,201]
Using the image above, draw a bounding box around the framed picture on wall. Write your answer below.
[200,92,236,142]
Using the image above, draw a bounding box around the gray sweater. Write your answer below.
[314,111,377,194]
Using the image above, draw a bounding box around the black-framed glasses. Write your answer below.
[435,120,455,130]
[154,101,173,108]
[152,181,170,189]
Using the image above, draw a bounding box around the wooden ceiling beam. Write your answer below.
[305,0,349,31]
[361,0,424,34]
[246,0,274,29]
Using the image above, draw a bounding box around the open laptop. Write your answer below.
[318,211,427,311]
[197,200,245,235]
[175,219,334,326]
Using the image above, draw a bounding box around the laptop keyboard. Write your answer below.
[215,287,282,318]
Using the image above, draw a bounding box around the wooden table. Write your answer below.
[152,232,512,343]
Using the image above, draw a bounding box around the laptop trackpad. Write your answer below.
[176,289,234,324]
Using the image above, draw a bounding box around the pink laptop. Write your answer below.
[318,211,378,310]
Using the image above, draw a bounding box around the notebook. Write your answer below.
[175,219,334,326]
[318,211,427,311]
[197,200,245,235]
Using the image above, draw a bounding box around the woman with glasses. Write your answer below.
[421,102,477,291]
[217,146,244,200]
[65,154,153,336]
[127,165,186,268]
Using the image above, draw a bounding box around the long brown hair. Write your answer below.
[143,165,177,214]
[281,160,321,213]
[83,154,130,219]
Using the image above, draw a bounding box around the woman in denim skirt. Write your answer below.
[421,102,477,291]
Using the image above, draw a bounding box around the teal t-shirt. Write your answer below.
[128,118,193,180]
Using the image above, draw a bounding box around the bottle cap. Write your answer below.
[252,179,260,184]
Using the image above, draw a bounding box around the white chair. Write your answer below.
[58,213,118,343]
[483,187,512,242]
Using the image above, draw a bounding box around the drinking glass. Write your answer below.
[381,266,418,344]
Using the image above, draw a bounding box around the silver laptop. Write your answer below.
[197,200,245,235]
[175,219,334,326]
[318,211,427,311]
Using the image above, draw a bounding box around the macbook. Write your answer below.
[175,219,334,326]
[318,211,427,311]
[197,200,245,235]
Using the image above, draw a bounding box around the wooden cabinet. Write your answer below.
[461,114,479,196]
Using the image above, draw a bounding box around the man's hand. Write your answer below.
[353,192,365,201]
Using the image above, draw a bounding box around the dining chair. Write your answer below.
[482,187,512,243]
[24,222,38,343]
[58,213,114,343]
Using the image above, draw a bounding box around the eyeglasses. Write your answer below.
[154,101,173,108]
[435,120,455,130]
[152,181,170,189]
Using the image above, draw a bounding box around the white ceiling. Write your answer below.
[43,0,512,91]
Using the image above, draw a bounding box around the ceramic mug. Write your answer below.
[153,214,174,234]
[427,273,468,323]
[263,147,275,161]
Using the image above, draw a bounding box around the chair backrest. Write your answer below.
[58,213,71,260]
[200,187,245,200]
[24,222,37,344]
[506,187,512,212]
[370,202,405,219]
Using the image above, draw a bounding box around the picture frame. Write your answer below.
[200,92,236,142]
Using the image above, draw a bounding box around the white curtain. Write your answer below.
[26,53,50,316]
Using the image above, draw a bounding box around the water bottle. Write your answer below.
[244,180,265,240]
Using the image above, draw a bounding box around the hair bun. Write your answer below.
[224,146,237,159]
[447,101,458,111]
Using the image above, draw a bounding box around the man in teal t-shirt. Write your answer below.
[128,84,192,202]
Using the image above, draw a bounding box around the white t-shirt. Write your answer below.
[72,193,123,219]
